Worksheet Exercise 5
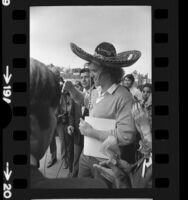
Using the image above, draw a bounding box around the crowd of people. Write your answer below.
[30,42,152,188]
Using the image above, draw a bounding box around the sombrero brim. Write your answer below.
[70,43,141,68]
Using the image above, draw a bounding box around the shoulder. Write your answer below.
[115,85,132,100]
[113,85,134,108]
[117,85,130,93]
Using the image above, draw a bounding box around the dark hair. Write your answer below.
[60,76,64,83]
[30,58,61,130]
[50,67,61,81]
[49,67,64,90]
[142,83,152,91]
[124,74,135,83]
[80,67,90,74]
[103,66,125,84]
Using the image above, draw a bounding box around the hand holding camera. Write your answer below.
[57,112,69,125]
[62,81,74,94]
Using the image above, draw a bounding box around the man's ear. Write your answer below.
[30,114,40,159]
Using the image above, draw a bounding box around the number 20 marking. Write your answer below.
[3,183,12,199]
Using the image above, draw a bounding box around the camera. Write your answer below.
[58,112,69,125]
[61,112,69,125]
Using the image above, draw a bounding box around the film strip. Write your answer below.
[1,0,179,200]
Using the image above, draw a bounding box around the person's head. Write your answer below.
[142,83,152,101]
[74,80,83,91]
[80,67,91,90]
[123,74,135,89]
[49,67,64,90]
[88,61,124,87]
[30,58,61,161]
[50,67,61,81]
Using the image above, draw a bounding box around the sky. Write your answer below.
[30,6,151,78]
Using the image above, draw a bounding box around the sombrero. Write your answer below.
[70,42,141,68]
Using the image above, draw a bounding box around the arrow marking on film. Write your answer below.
[3,66,12,84]
[4,162,12,181]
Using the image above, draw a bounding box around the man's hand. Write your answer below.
[67,125,74,135]
[79,118,95,137]
[93,162,115,183]
[62,81,74,93]
[62,80,84,105]
[93,159,131,188]
[100,136,120,160]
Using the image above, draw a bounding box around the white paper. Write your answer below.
[84,117,116,159]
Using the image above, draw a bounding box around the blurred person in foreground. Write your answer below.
[62,42,141,182]
[46,68,63,168]
[30,58,107,188]
[93,100,152,188]
[122,74,143,103]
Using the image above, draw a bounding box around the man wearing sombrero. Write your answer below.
[63,42,141,182]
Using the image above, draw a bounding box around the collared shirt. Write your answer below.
[96,84,118,104]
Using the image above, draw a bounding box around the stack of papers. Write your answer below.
[84,117,116,159]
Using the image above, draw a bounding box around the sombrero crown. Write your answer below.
[70,42,141,68]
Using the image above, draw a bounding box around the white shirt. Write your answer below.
[96,84,118,104]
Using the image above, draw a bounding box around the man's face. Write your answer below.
[88,62,103,87]
[142,86,151,101]
[80,72,90,89]
[123,77,133,89]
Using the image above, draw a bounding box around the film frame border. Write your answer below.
[1,0,179,199]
